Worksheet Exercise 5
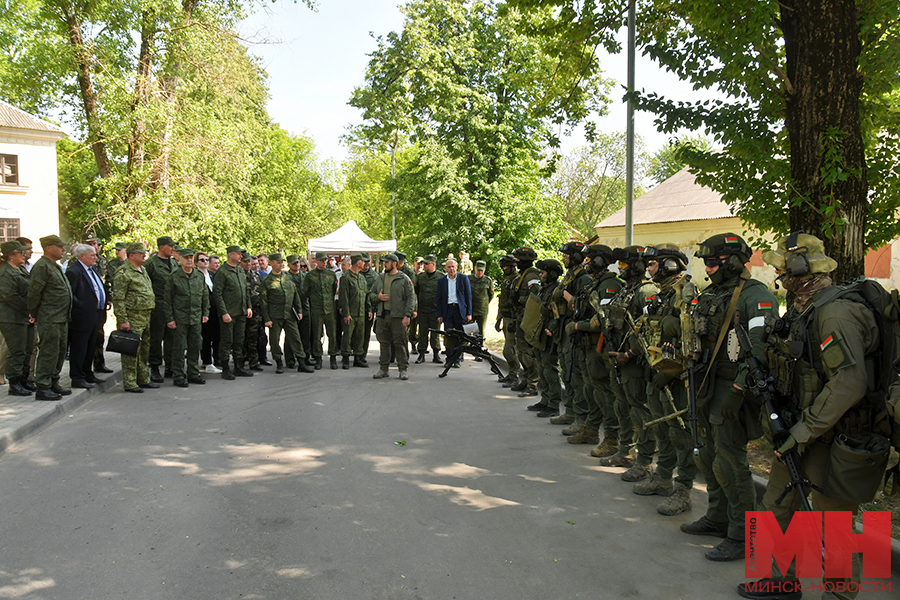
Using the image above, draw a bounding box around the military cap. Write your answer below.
[414,256,425,264]
[39,235,66,248]
[179,248,197,257]
[350,253,363,263]
[268,252,284,262]
[424,254,438,263]
[498,254,516,266]
[395,251,407,261]
[240,251,252,261]
[126,242,148,255]
[174,245,183,253]
[536,258,564,276]
[286,254,300,264]
[695,233,752,262]
[512,246,537,260]
[315,251,328,260]
[382,253,399,262]
[1,240,26,255]
[15,237,32,248]
[114,242,127,250]
[361,252,371,262]
[226,245,244,255]
[82,231,99,243]
[157,236,177,248]
[763,231,837,276]
[475,260,486,270]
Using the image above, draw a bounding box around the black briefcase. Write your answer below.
[106,330,142,356]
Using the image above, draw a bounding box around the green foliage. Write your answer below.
[647,135,712,185]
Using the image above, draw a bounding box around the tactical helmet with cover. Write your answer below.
[558,241,587,265]
[762,231,837,277]
[643,243,688,281]
[612,245,647,280]
[695,233,751,284]
[584,244,614,274]
[512,246,538,261]
[536,258,564,278]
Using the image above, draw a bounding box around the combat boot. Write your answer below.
[298,361,314,373]
[8,377,32,397]
[517,386,538,397]
[536,408,559,418]
[234,365,254,377]
[341,355,350,369]
[50,383,72,396]
[35,387,62,401]
[398,370,409,381]
[21,379,36,392]
[510,379,527,392]
[680,516,727,538]
[549,412,576,425]
[150,365,164,383]
[621,462,651,482]
[415,352,426,364]
[221,361,235,380]
[373,370,389,379]
[632,472,673,496]
[354,356,368,368]
[330,356,338,370]
[501,377,517,388]
[705,537,745,562]
[567,425,599,445]
[561,417,585,436]
[314,357,323,370]
[657,483,692,516]
[590,437,619,458]
[275,360,284,374]
[599,451,634,468]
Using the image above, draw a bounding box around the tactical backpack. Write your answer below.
[812,277,900,495]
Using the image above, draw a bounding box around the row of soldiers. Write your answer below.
[493,233,888,597]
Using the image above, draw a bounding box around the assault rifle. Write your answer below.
[733,317,819,510]
[565,291,583,383]
[429,324,504,380]
[681,298,705,457]
[624,311,686,430]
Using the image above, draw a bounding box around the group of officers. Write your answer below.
[495,233,884,600]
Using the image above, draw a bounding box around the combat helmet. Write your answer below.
[695,233,752,283]
[558,241,587,265]
[643,243,688,281]
[612,245,648,280]
[584,244,614,274]
[762,231,837,277]
[512,246,538,261]
[536,258,564,278]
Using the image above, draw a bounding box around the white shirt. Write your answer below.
[447,274,458,304]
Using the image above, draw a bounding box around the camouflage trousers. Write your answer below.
[309,310,337,358]
[170,321,202,381]
[34,321,67,389]
[218,314,246,367]
[121,311,152,389]
[0,321,32,380]
[269,317,305,363]
[501,318,519,378]
[537,341,561,409]
[243,313,261,368]
[341,314,366,357]
[646,380,696,488]
[149,307,174,370]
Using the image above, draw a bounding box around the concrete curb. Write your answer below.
[0,369,122,456]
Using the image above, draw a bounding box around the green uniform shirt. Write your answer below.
[400,263,417,289]
[497,272,518,319]
[27,256,73,324]
[106,257,126,294]
[414,269,444,314]
[470,274,494,317]
[261,271,302,322]
[513,267,542,322]
[306,268,337,314]
[339,270,370,318]
[288,270,310,315]
[164,268,210,325]
[213,262,249,318]
[113,262,156,325]
[0,261,31,324]
[144,254,175,305]
[369,271,416,318]
[246,269,262,311]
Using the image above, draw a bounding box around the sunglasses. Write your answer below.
[299,264,309,269]
[197,258,209,262]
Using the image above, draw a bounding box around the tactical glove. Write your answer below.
[565,321,577,336]
[651,371,675,391]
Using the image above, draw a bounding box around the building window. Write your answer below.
[0,154,18,185]
[0,219,20,242]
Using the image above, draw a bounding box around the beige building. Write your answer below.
[594,168,897,291]
[0,100,67,256]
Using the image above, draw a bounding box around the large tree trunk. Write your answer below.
[128,11,156,180]
[60,3,112,179]
[780,0,867,282]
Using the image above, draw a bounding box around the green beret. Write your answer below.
[1,240,26,255]
[226,245,244,254]
[395,251,407,261]
[286,254,300,264]
[179,248,196,257]
[315,251,328,260]
[350,253,363,263]
[126,242,148,255]
[157,236,177,248]
[114,242,127,250]
[39,235,66,248]
[382,253,399,262]
[268,252,284,262]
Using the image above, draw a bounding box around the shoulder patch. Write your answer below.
[820,331,852,370]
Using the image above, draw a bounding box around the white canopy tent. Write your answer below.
[307,220,396,254]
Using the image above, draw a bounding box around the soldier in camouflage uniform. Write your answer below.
[27,235,74,400]
[630,244,699,517]
[360,254,378,361]
[285,255,308,369]
[339,253,372,368]
[510,247,542,395]
[527,259,564,417]
[144,236,177,382]
[241,252,263,371]
[307,251,339,370]
[549,242,593,428]
[262,253,314,374]
[414,254,443,364]
[679,233,776,563]
[598,246,658,476]
[369,253,416,380]
[113,243,157,393]
[396,251,418,352]
[164,248,209,387]
[0,240,34,396]
[106,243,127,287]
[566,245,624,452]
[495,255,520,386]
[469,260,494,343]
[213,245,254,379]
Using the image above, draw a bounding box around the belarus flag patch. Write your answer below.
[821,335,835,351]
[725,236,739,244]
[757,302,774,310]
[605,288,617,294]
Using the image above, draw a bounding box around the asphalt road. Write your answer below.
[0,356,896,600]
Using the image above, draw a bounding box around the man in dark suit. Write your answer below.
[65,243,109,388]
[436,258,473,368]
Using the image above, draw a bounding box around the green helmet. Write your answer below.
[695,233,752,263]
[498,254,517,267]
[558,241,587,263]
[512,246,538,261]
[763,231,837,276]
[612,245,647,280]
[536,258,564,277]
[584,244,614,274]
[643,243,688,280]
